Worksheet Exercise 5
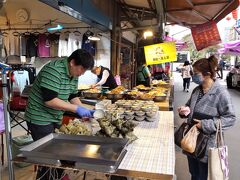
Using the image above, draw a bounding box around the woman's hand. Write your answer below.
[194,119,202,129]
[178,106,190,116]
[177,106,184,113]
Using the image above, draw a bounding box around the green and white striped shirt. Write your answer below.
[25,59,78,125]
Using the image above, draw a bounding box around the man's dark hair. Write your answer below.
[68,49,94,70]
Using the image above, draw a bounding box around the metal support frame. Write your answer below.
[0,63,14,180]
[119,0,142,27]
[154,0,165,40]
[0,26,92,32]
[121,24,159,32]
[9,111,30,133]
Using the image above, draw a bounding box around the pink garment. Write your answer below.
[0,103,4,132]
[153,64,164,73]
[62,174,70,180]
[164,35,188,51]
[164,35,176,41]
[165,63,171,74]
[114,75,121,85]
[38,34,50,57]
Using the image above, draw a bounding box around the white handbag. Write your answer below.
[208,120,229,180]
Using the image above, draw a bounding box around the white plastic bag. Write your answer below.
[181,125,199,153]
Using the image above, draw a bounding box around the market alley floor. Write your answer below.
[173,70,240,180]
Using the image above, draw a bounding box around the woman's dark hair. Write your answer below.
[68,49,94,70]
[183,61,190,66]
[192,55,218,78]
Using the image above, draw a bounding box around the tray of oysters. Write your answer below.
[113,100,159,122]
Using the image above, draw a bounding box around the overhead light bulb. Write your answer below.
[88,35,100,41]
[143,30,153,39]
[47,24,63,31]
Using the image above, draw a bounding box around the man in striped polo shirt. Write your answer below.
[25,49,94,179]
[26,49,94,139]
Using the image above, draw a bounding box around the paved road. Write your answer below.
[173,71,240,180]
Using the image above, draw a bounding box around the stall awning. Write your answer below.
[218,40,240,55]
[166,0,239,27]
[118,0,239,33]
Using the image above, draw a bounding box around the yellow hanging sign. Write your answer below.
[144,42,177,65]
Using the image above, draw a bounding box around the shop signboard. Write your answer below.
[191,21,221,51]
[177,51,190,63]
[144,42,177,65]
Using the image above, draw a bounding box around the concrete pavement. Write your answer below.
[173,71,240,180]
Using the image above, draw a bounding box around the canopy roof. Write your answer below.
[119,0,239,32]
[165,0,239,27]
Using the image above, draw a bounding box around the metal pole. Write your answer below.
[1,66,15,180]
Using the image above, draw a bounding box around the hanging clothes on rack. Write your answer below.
[3,33,9,57]
[11,64,36,84]
[82,30,96,56]
[58,33,69,57]
[12,70,30,93]
[0,34,7,60]
[67,32,82,56]
[38,34,50,57]
[24,66,36,84]
[49,34,59,57]
[19,33,27,56]
[9,31,20,56]
[26,34,38,58]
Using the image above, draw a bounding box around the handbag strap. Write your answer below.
[183,124,198,137]
[182,124,192,137]
[215,119,224,147]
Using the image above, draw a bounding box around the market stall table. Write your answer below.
[155,98,170,111]
[117,111,175,179]
[14,111,175,180]
[155,84,174,111]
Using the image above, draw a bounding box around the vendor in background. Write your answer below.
[25,49,95,180]
[137,63,151,87]
[165,62,171,77]
[147,65,152,74]
[152,64,164,80]
[91,66,118,90]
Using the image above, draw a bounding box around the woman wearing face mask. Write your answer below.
[177,55,236,180]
